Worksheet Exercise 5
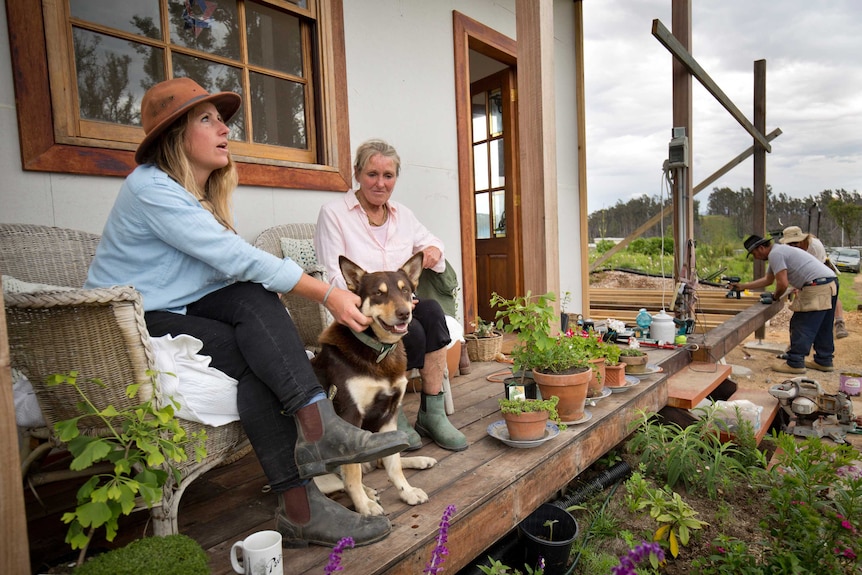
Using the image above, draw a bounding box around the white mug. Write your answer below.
[230,530,284,575]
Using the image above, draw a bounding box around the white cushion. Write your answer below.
[2,275,74,294]
[280,237,326,275]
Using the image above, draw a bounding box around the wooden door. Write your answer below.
[471,69,522,323]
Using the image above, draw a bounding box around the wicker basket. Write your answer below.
[465,332,503,362]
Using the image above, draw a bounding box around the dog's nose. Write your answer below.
[397,306,411,322]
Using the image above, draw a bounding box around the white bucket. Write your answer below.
[840,373,861,396]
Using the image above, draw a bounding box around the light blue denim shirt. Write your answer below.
[85,164,303,313]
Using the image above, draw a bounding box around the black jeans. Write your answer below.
[146,282,322,492]
[404,298,451,370]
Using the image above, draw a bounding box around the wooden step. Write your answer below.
[717,387,780,446]
[666,362,732,409]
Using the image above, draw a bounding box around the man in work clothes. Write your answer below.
[729,234,838,374]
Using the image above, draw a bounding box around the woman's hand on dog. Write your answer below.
[325,287,372,332]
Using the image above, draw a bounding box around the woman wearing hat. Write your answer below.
[731,234,838,374]
[780,225,848,339]
[85,78,408,547]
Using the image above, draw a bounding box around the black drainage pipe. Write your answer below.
[552,460,632,510]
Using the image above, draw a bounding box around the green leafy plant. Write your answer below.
[491,291,592,379]
[623,473,708,558]
[619,348,647,357]
[48,371,207,565]
[73,534,209,575]
[471,316,500,338]
[498,396,566,431]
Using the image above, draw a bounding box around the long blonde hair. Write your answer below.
[149,114,239,232]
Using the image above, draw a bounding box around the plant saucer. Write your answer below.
[487,420,560,449]
[635,364,663,376]
[610,376,641,393]
[561,409,592,426]
[587,387,612,402]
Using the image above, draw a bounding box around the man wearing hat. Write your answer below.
[730,234,838,374]
[780,225,848,339]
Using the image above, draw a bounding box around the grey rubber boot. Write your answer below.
[414,392,468,451]
[397,406,423,451]
[294,399,409,478]
[277,482,390,548]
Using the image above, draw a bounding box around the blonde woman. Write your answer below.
[86,78,407,547]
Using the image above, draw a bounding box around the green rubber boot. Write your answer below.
[397,406,423,451]
[414,392,468,451]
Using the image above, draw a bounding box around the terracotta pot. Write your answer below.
[532,367,590,423]
[587,357,606,397]
[604,363,627,387]
[502,409,549,441]
[620,353,649,374]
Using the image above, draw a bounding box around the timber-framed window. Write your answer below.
[7,0,351,190]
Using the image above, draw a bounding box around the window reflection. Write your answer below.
[250,72,307,148]
[492,191,506,237]
[70,0,161,39]
[247,3,303,76]
[476,192,491,240]
[170,0,241,61]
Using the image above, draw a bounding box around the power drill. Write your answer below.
[721,276,742,299]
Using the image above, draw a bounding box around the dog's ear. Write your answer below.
[339,256,366,293]
[400,252,425,290]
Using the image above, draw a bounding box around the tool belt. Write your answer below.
[790,280,836,312]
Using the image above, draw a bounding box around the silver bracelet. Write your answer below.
[322,284,335,305]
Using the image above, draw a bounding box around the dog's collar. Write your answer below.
[351,328,398,363]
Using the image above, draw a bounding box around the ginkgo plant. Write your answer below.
[624,471,708,558]
[48,371,207,566]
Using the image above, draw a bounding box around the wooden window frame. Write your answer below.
[6,0,351,191]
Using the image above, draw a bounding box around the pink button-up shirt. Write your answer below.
[315,190,445,289]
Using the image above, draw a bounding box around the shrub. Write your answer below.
[74,535,209,575]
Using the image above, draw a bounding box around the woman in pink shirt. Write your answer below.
[315,139,467,451]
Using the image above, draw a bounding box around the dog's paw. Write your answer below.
[401,456,437,470]
[362,484,378,501]
[399,486,429,506]
[355,497,386,516]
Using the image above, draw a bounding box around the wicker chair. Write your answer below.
[1,223,246,536]
[253,223,332,352]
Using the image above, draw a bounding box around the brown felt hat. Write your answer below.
[135,77,241,164]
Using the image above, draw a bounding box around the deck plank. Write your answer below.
[665,362,732,409]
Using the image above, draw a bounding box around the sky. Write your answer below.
[582,0,862,214]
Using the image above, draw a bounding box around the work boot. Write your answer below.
[836,319,849,339]
[294,399,409,478]
[805,360,835,372]
[771,362,805,375]
[415,392,468,451]
[397,406,423,451]
[277,482,390,547]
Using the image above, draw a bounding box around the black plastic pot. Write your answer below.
[518,503,578,575]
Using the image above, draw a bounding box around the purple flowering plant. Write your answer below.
[611,541,664,575]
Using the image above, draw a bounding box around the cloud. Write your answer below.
[583,0,862,212]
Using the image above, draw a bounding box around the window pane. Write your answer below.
[70,0,162,40]
[489,88,503,136]
[492,190,506,238]
[173,53,246,141]
[473,142,489,191]
[490,138,505,188]
[476,192,491,240]
[249,72,307,148]
[247,2,303,76]
[169,0,240,61]
[471,93,486,143]
[73,28,165,126]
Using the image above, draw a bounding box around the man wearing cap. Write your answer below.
[780,225,848,339]
[730,234,838,374]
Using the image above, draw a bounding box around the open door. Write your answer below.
[470,68,522,323]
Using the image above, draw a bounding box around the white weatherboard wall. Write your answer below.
[0,0,583,315]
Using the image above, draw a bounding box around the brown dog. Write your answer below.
[311,253,436,516]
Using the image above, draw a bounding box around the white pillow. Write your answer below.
[2,275,74,294]
[280,237,326,275]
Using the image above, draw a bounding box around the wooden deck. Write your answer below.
[26,353,673,574]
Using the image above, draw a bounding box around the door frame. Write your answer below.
[453,10,518,332]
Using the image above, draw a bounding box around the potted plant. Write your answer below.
[464,316,504,362]
[518,503,579,573]
[619,347,649,374]
[491,291,593,423]
[498,396,564,441]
